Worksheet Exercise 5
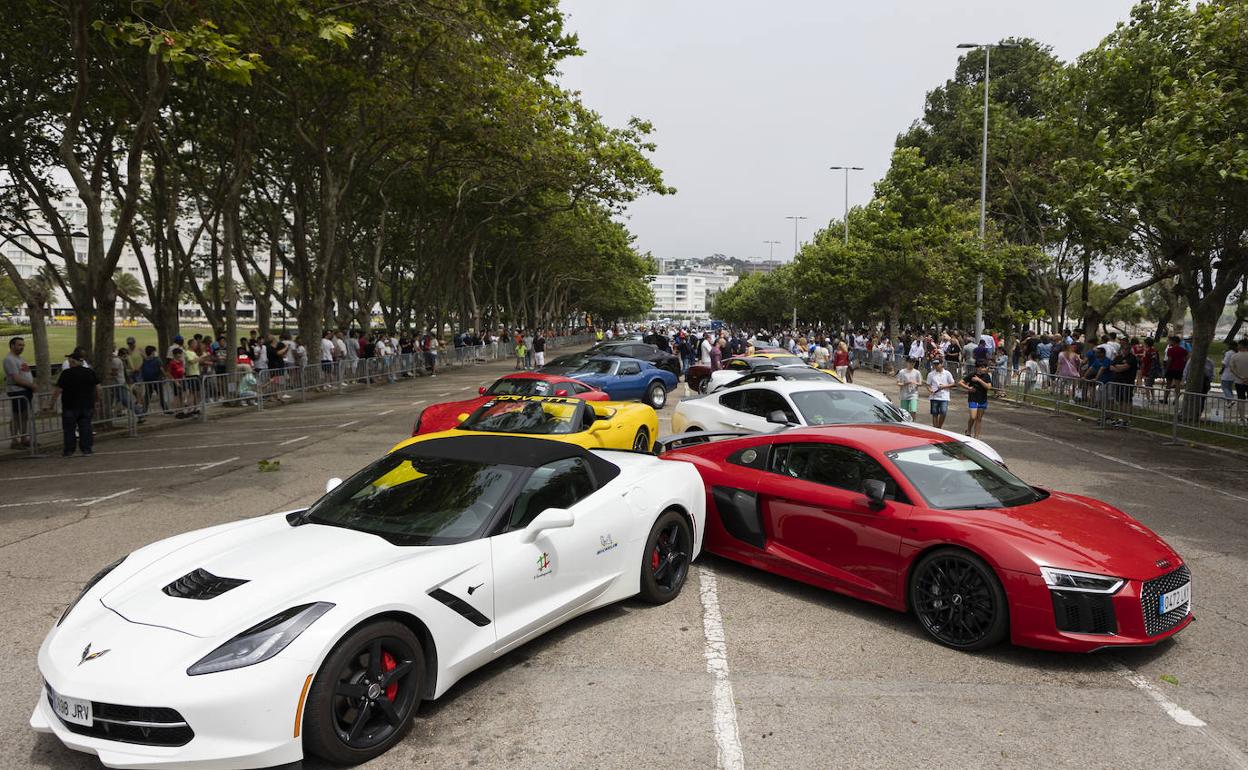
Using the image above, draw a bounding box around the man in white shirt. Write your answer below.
[897,357,922,419]
[925,358,955,428]
[698,334,713,366]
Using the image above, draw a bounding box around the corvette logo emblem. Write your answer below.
[534,552,552,580]
[78,643,110,666]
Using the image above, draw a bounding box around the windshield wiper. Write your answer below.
[947,503,1001,510]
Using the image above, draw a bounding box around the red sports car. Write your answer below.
[412,372,609,435]
[661,424,1192,652]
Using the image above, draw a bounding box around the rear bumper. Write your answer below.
[1004,570,1193,652]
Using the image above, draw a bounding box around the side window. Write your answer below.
[725,373,759,389]
[571,382,592,394]
[747,390,797,422]
[767,443,903,500]
[507,458,596,530]
[728,444,768,470]
[624,345,649,358]
[719,391,748,413]
[619,361,641,376]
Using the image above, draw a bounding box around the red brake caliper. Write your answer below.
[382,651,398,701]
[652,533,665,571]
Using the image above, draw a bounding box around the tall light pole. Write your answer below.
[957,41,1017,339]
[828,166,863,245]
[763,240,781,261]
[785,216,807,259]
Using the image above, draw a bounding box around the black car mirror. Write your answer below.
[863,479,887,508]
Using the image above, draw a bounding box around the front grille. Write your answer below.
[162,568,248,599]
[1141,565,1191,636]
[1051,590,1117,634]
[46,687,194,746]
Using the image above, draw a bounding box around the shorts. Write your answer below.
[901,397,918,412]
[930,400,949,417]
[968,400,988,411]
[183,375,200,392]
[1164,370,1184,384]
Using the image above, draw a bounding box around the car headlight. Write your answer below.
[58,556,126,626]
[1039,567,1124,594]
[187,602,334,676]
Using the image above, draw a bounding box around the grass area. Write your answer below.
[2,324,216,365]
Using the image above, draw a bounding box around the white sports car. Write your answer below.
[671,380,1005,464]
[32,435,704,769]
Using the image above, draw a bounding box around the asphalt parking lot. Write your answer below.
[2,359,1246,769]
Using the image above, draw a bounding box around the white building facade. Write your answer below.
[646,266,738,320]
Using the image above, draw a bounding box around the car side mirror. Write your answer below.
[766,410,792,425]
[900,409,913,422]
[522,507,575,542]
[863,479,887,508]
[478,386,486,395]
[325,477,343,494]
[555,388,569,396]
[456,412,470,424]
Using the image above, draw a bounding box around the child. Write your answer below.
[238,357,257,405]
[515,339,527,370]
[1023,353,1040,395]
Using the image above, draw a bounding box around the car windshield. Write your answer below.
[487,378,554,396]
[790,390,904,425]
[778,367,835,381]
[306,454,519,545]
[459,399,583,435]
[887,443,1044,509]
[760,355,805,367]
[572,360,615,375]
[548,353,592,369]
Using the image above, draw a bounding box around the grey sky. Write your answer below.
[557,0,1138,263]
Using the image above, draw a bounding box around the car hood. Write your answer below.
[99,514,415,638]
[904,424,1003,464]
[958,491,1180,580]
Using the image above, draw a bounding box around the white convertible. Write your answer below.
[671,380,1005,464]
[32,435,704,769]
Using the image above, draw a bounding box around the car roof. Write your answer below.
[494,371,582,384]
[586,355,648,365]
[396,434,622,481]
[778,423,952,452]
[728,379,873,395]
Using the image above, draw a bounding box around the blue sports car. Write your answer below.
[565,357,678,409]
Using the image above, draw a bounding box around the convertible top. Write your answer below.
[398,435,621,482]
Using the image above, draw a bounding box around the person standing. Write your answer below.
[896,357,922,420]
[5,337,35,448]
[926,358,955,428]
[54,351,99,456]
[533,331,546,368]
[698,333,713,367]
[1162,336,1188,404]
[1227,338,1248,423]
[957,361,993,439]
[832,341,851,381]
[424,330,439,376]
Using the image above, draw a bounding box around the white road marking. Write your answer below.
[197,456,240,471]
[0,497,99,509]
[1003,425,1248,504]
[437,391,451,396]
[1111,661,1248,768]
[78,487,139,507]
[337,420,359,428]
[278,435,309,446]
[8,457,239,480]
[101,441,274,455]
[377,409,395,416]
[698,567,744,770]
[410,400,426,406]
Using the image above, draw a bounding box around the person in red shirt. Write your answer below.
[168,347,188,418]
[1162,335,1188,404]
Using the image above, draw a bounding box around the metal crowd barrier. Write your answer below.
[1,333,595,455]
[852,347,1247,446]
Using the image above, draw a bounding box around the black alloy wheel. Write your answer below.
[639,510,692,604]
[646,381,667,409]
[909,548,1008,650]
[632,427,651,452]
[303,620,424,765]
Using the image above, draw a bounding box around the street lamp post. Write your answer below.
[763,240,781,261]
[828,166,863,245]
[784,216,807,259]
[957,41,1017,340]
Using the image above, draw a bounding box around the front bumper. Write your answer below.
[1003,569,1194,652]
[31,609,310,770]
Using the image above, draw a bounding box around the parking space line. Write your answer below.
[79,488,139,507]
[1111,661,1248,768]
[97,441,274,455]
[0,496,98,509]
[698,567,744,770]
[378,409,395,416]
[278,435,309,446]
[7,458,238,480]
[337,420,359,429]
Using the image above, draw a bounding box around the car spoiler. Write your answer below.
[653,430,753,454]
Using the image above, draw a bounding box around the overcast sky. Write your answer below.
[556,0,1139,263]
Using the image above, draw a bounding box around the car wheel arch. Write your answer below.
[320,610,440,701]
[900,541,1011,613]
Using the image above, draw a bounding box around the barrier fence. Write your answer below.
[2,334,593,457]
[854,347,1247,447]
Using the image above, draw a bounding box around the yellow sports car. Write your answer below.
[389,395,660,454]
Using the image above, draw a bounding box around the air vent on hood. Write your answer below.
[162,568,249,600]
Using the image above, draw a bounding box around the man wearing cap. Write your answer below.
[167,334,184,361]
[54,351,100,456]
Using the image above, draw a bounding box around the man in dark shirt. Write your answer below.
[1108,348,1139,426]
[54,352,100,456]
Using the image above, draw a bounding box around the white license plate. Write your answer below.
[49,686,92,727]
[1159,582,1191,615]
